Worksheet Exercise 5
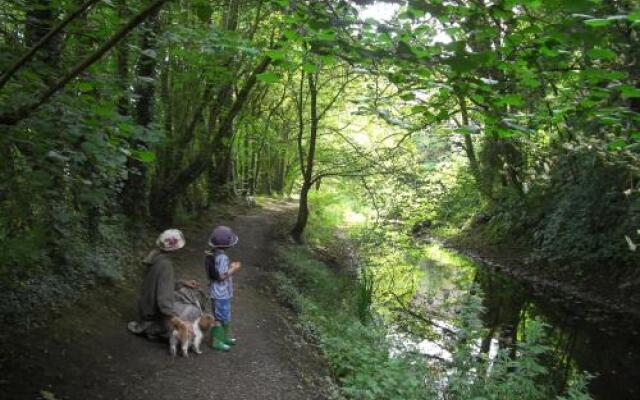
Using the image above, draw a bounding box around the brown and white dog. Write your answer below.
[169,313,216,357]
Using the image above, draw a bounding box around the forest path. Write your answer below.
[1,201,326,400]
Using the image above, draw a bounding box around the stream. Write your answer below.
[391,242,640,400]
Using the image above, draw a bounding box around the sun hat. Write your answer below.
[208,225,238,248]
[156,229,186,251]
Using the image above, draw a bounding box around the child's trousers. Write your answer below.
[212,298,231,323]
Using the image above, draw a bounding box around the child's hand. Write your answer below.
[229,261,241,273]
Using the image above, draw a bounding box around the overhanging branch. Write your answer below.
[0,0,101,91]
[0,0,172,127]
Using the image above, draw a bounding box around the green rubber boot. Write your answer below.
[222,323,236,346]
[210,326,230,351]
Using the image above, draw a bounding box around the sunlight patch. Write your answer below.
[344,210,366,225]
[357,2,400,22]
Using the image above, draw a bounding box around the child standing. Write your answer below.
[205,225,241,351]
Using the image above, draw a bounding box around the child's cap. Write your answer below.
[208,225,239,248]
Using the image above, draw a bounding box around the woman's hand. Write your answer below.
[183,279,200,288]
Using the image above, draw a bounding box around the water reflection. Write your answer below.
[383,246,640,400]
[473,266,640,399]
[457,259,640,399]
[473,268,527,360]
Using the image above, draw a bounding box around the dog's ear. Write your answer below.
[169,316,182,330]
[199,314,215,329]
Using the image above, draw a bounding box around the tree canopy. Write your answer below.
[1,0,639,397]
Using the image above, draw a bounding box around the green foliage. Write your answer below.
[0,5,637,399]
[273,241,592,400]
[354,267,375,324]
[273,246,434,400]
[305,189,363,245]
[0,212,133,328]
[431,166,482,235]
[448,304,556,400]
[531,149,639,267]
[0,0,291,323]
[256,72,282,84]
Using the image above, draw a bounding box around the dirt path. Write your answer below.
[0,202,326,400]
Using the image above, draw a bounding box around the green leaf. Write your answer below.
[132,150,156,163]
[496,94,524,107]
[620,85,640,98]
[94,104,115,118]
[78,82,94,92]
[193,0,212,23]
[302,63,319,73]
[539,46,559,57]
[265,50,286,60]
[456,126,478,135]
[471,94,485,103]
[283,29,301,41]
[600,116,620,125]
[586,48,617,60]
[256,72,282,84]
[588,87,611,98]
[400,92,415,101]
[520,76,541,88]
[607,139,626,150]
[117,122,133,136]
[555,0,602,13]
[496,128,518,138]
[629,10,640,22]
[446,55,476,74]
[411,105,430,114]
[631,132,640,140]
[410,46,432,59]
[320,55,337,65]
[584,18,612,27]
[317,30,337,41]
[406,6,426,18]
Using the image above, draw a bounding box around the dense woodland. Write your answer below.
[1,0,639,398]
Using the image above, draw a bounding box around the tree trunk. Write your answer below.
[148,56,271,224]
[455,90,486,198]
[121,10,161,220]
[291,72,318,243]
[25,0,61,70]
[208,0,240,199]
[273,124,289,194]
[115,0,129,115]
[291,181,311,243]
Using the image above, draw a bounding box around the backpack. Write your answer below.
[205,254,220,282]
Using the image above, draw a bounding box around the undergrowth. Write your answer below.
[272,245,592,400]
[0,214,137,329]
[273,246,432,399]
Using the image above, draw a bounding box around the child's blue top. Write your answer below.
[207,249,233,300]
